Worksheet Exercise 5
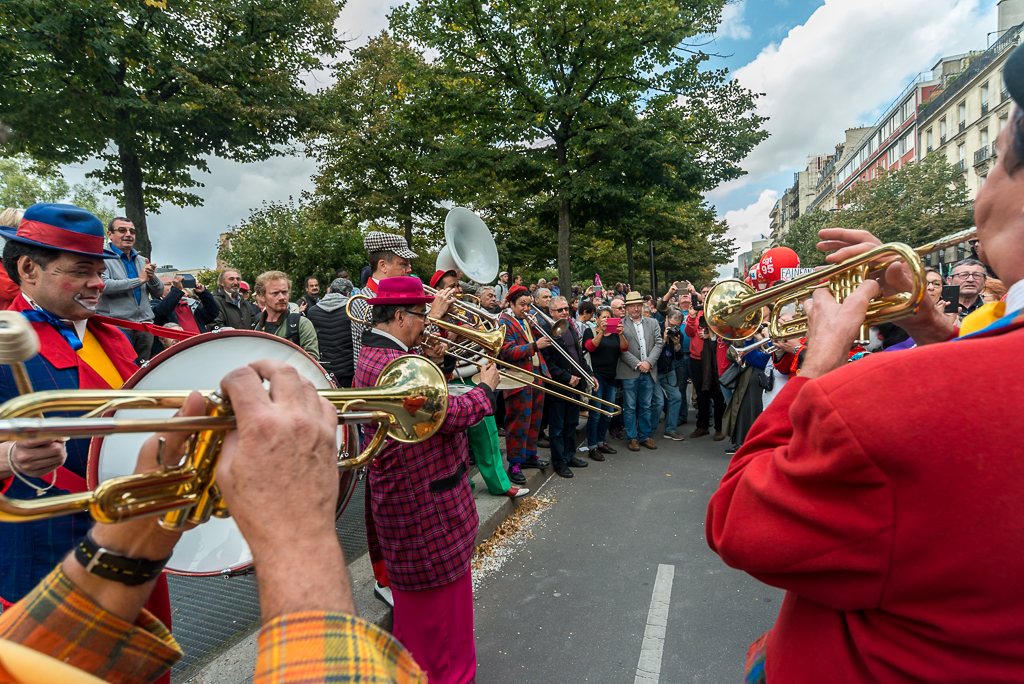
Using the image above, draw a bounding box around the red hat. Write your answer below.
[506,284,530,302]
[429,269,457,289]
[239,281,250,292]
[366,276,435,305]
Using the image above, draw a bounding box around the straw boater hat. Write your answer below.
[624,291,644,304]
[365,276,435,306]
[0,203,116,259]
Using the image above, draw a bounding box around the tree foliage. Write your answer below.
[0,0,343,256]
[784,155,975,266]
[218,199,365,299]
[389,0,766,289]
[0,155,116,226]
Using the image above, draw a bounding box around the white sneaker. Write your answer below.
[506,487,530,498]
[374,581,394,608]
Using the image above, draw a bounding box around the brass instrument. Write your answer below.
[705,232,976,344]
[344,295,620,418]
[0,326,448,526]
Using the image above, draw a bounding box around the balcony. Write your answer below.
[941,135,947,145]
[1004,88,1011,103]
[981,102,989,115]
[974,144,992,166]
[959,120,966,133]
[927,145,934,154]
[954,159,966,173]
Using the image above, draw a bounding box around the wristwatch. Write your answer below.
[74,532,171,586]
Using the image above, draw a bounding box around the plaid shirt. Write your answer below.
[498,312,549,383]
[355,331,493,591]
[0,566,426,684]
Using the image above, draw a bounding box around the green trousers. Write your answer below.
[458,376,511,495]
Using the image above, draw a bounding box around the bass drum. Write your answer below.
[87,331,358,577]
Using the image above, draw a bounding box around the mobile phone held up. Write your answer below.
[941,285,959,314]
[605,317,622,334]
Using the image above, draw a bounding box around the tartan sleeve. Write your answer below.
[0,567,181,684]
[254,611,427,684]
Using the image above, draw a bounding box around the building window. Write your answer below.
[940,118,947,142]
[958,102,967,128]
[927,129,933,150]
[959,144,966,163]
[981,126,990,151]
[889,146,898,165]
[981,83,990,110]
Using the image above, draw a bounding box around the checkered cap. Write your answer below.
[363,231,418,259]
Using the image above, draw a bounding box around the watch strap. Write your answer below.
[74,532,171,586]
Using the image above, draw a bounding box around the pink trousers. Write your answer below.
[392,570,476,684]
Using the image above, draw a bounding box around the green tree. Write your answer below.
[0,155,116,225]
[390,0,765,290]
[219,199,365,298]
[781,209,834,267]
[0,0,342,256]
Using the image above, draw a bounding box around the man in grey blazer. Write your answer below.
[98,217,164,361]
[617,291,664,451]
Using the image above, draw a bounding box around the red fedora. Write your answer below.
[366,276,435,305]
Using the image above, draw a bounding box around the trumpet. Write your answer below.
[344,295,620,417]
[0,351,448,527]
[705,230,976,344]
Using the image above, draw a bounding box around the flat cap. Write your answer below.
[363,231,418,259]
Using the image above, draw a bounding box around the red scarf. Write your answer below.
[175,300,201,334]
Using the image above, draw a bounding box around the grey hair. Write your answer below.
[550,295,568,308]
[950,258,986,272]
[536,287,551,298]
[478,286,495,295]
[329,277,353,295]
[668,308,684,323]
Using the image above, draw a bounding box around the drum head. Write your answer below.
[88,331,357,576]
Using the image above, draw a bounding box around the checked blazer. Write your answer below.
[355,330,495,592]
[497,312,549,393]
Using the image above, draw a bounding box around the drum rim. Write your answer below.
[85,330,337,577]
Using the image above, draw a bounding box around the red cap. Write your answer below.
[239,281,250,292]
[366,276,435,305]
[430,269,457,289]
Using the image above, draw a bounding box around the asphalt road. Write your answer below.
[472,423,783,684]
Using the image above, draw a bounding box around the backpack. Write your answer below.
[285,312,302,346]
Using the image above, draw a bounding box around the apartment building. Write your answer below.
[917,11,1023,197]
[733,238,769,280]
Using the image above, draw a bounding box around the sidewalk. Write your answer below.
[185,444,553,684]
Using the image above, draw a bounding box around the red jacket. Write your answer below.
[706,318,1024,683]
[0,265,20,310]
[684,311,729,372]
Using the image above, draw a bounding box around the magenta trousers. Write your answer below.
[392,569,476,684]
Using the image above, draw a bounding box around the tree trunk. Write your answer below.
[118,144,151,258]
[555,139,571,292]
[625,234,635,290]
[401,200,413,250]
[648,239,657,295]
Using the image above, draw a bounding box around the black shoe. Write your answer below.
[507,464,526,484]
[468,455,476,466]
[538,436,550,448]
[725,445,739,455]
[521,458,549,469]
[587,450,605,462]
[567,457,589,468]
[598,443,617,454]
[555,465,574,478]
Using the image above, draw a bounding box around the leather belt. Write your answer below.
[429,462,467,493]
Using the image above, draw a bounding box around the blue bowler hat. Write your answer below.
[0,203,116,259]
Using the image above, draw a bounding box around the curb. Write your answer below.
[186,451,553,684]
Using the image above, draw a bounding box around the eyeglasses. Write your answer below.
[950,272,986,281]
[550,307,569,313]
[111,228,136,235]
[401,308,429,319]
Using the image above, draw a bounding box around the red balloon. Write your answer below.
[759,247,800,284]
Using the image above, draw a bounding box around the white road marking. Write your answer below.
[634,563,675,684]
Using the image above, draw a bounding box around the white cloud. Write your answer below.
[727,0,997,192]
[718,0,752,41]
[721,188,778,249]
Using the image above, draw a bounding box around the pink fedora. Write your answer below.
[366,276,435,306]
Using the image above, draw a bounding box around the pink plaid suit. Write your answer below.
[355,332,493,592]
[498,312,546,464]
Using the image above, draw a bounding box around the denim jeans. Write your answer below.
[621,373,656,441]
[587,375,617,448]
[659,371,682,436]
[674,359,690,422]
[548,400,580,468]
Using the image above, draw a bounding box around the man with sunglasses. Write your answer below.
[355,276,499,683]
[98,217,164,361]
[948,258,988,320]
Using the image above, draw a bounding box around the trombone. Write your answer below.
[344,295,620,418]
[705,229,977,344]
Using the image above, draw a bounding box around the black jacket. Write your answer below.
[540,324,592,401]
[152,287,220,333]
[305,294,354,385]
[211,288,254,330]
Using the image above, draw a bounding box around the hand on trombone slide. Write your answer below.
[428,286,458,320]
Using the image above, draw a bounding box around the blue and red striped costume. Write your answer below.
[498,312,547,465]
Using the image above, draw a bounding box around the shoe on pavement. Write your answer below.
[689,428,710,438]
[498,427,506,436]
[538,435,550,448]
[641,438,658,450]
[505,487,530,498]
[567,456,589,468]
[628,439,640,452]
[664,432,685,441]
[555,465,574,478]
[521,457,549,469]
[374,582,394,608]
[588,449,605,462]
[725,446,738,455]
[713,431,727,441]
[598,443,617,454]
[507,464,526,485]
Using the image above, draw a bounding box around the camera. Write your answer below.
[666,327,681,339]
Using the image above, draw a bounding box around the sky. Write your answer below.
[60,0,1004,271]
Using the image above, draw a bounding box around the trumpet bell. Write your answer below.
[549,319,570,338]
[705,280,765,341]
[444,207,499,284]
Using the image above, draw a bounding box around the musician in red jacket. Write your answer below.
[706,46,1024,684]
